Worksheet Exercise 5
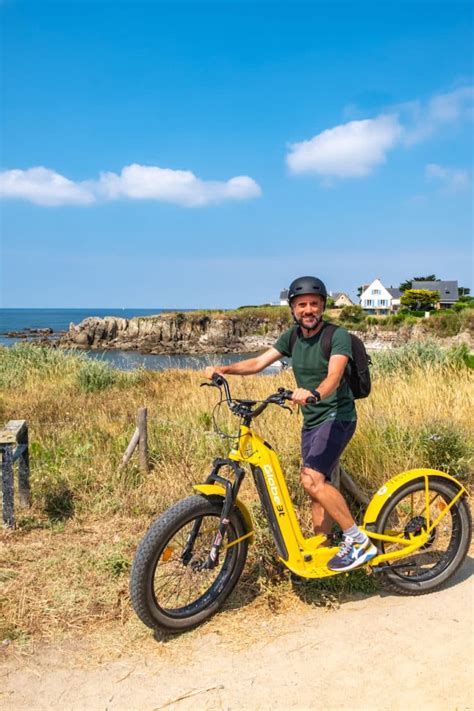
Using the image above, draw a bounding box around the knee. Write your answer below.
[300,467,325,498]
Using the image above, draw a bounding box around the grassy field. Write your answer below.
[0,342,472,645]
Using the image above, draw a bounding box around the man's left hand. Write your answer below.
[291,388,315,405]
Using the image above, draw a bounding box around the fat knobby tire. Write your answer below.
[130,495,248,632]
[376,477,472,596]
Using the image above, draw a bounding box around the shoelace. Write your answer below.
[336,535,354,558]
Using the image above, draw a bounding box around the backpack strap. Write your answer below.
[289,325,301,355]
[320,322,338,361]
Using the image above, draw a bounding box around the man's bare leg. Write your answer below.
[311,499,333,539]
[301,467,354,531]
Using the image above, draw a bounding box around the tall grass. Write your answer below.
[0,342,472,643]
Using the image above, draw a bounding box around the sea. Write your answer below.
[0,308,273,372]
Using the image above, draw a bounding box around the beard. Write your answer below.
[295,313,323,331]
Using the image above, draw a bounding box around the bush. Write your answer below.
[419,423,473,478]
[76,360,118,392]
[421,311,461,337]
[0,344,80,388]
[339,305,366,323]
[372,341,470,375]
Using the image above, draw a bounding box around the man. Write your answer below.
[204,276,377,572]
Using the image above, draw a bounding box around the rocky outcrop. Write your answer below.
[62,313,474,354]
[63,313,292,354]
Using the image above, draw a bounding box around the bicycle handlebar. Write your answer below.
[207,373,316,420]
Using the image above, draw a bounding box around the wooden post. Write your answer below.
[137,408,149,474]
[119,427,140,470]
[1,445,15,527]
[0,420,30,528]
[18,423,31,508]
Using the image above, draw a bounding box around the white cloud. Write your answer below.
[425,163,470,193]
[0,167,94,206]
[286,114,402,178]
[0,164,262,208]
[287,84,473,183]
[401,86,474,145]
[95,164,261,207]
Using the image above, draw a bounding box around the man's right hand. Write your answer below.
[204,366,223,380]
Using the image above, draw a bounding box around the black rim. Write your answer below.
[379,483,462,582]
[150,512,239,619]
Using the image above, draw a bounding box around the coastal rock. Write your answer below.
[64,313,291,354]
[62,314,474,355]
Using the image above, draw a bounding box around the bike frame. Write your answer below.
[194,423,467,578]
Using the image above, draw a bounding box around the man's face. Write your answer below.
[291,293,325,330]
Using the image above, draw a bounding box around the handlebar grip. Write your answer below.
[212,373,225,386]
[306,396,317,405]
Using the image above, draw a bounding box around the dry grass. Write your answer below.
[0,344,472,647]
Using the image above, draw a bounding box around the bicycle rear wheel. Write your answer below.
[375,477,471,595]
[130,496,249,632]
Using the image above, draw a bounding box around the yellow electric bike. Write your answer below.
[130,374,472,632]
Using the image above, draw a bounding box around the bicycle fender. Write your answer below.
[193,484,254,544]
[363,468,467,526]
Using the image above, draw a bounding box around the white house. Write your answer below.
[360,278,401,315]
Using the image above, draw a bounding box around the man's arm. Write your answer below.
[204,347,283,379]
[291,354,349,404]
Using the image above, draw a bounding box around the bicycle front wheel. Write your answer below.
[375,477,471,595]
[130,496,249,632]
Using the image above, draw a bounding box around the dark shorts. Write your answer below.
[301,419,356,480]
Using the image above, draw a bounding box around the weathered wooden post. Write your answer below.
[18,422,31,507]
[137,407,149,474]
[0,420,30,528]
[119,408,149,473]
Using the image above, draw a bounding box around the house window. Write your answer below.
[365,299,373,306]
[372,289,381,294]
[379,299,387,306]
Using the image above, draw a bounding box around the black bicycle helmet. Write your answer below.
[287,276,327,303]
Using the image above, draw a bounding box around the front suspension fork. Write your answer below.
[182,458,246,570]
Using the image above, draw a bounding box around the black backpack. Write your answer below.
[288,322,372,400]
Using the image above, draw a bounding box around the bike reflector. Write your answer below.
[162,546,174,562]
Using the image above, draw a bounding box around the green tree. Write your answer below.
[399,275,439,292]
[339,305,366,323]
[400,289,440,311]
[459,286,471,297]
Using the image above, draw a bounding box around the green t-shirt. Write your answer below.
[274,323,356,429]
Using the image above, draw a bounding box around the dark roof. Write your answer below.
[387,288,401,298]
[412,280,459,301]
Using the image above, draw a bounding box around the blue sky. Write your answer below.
[1,0,473,308]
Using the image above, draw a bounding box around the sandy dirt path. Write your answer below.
[1,561,473,711]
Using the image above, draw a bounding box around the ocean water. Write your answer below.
[0,307,171,334]
[0,308,279,372]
